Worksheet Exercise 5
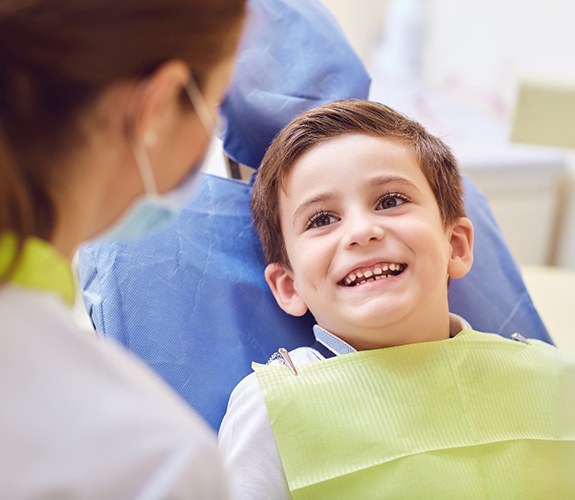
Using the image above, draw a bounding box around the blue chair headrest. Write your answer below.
[220,0,371,168]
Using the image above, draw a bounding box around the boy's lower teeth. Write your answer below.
[349,268,404,286]
[355,274,390,286]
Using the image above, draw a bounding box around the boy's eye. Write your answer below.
[306,211,339,229]
[377,193,409,210]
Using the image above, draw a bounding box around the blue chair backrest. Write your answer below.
[80,174,315,429]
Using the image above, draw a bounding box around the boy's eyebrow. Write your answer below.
[291,175,419,226]
[370,175,419,190]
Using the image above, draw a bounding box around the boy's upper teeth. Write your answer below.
[341,262,406,286]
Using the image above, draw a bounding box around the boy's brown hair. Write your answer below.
[252,99,466,268]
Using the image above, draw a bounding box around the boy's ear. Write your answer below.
[264,263,308,317]
[447,217,474,279]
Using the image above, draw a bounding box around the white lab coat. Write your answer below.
[0,284,228,499]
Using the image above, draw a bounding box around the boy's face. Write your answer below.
[265,133,473,350]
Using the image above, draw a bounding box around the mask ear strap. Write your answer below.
[125,78,159,197]
[185,77,215,134]
[131,140,158,196]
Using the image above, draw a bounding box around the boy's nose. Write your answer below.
[342,217,385,248]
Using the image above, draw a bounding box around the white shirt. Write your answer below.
[218,314,471,500]
[0,285,228,499]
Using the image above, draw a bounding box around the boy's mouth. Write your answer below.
[339,262,407,287]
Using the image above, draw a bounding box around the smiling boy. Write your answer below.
[261,132,473,351]
[219,100,575,499]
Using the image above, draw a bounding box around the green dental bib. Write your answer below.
[254,330,575,499]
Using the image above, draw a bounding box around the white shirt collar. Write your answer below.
[313,325,356,356]
[313,313,472,357]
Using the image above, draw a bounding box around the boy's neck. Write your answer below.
[320,309,458,351]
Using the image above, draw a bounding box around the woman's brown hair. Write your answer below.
[252,99,466,268]
[0,0,246,278]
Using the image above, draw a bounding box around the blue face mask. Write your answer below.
[96,77,214,242]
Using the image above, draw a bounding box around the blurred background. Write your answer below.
[204,0,575,353]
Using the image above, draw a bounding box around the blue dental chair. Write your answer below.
[78,0,551,431]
